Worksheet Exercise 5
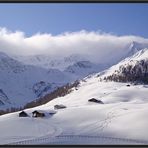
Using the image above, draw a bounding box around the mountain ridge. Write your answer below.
[0,41,148,110]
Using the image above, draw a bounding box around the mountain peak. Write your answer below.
[128,41,143,56]
[131,48,148,61]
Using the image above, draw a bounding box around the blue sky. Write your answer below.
[0,3,148,37]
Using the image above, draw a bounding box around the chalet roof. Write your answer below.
[54,104,66,107]
[19,111,28,116]
[19,111,27,114]
[32,109,57,114]
[32,110,46,114]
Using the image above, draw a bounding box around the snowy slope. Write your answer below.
[13,41,148,70]
[0,89,11,106]
[2,40,145,109]
[0,51,111,109]
[99,48,148,84]
[0,52,76,109]
[0,40,147,107]
[0,52,107,110]
[64,60,108,79]
[1,40,148,109]
[0,41,148,144]
[13,54,109,79]
[13,54,87,71]
[127,41,148,56]
[0,78,148,144]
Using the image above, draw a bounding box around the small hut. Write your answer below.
[88,98,104,104]
[32,110,45,118]
[54,104,66,110]
[19,111,28,117]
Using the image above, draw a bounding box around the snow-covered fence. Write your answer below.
[6,135,148,145]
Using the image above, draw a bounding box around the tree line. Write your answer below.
[104,59,148,84]
[0,80,80,116]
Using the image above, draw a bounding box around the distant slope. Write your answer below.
[0,52,74,109]
[13,41,148,70]
[1,41,148,110]
[13,54,87,71]
[64,60,107,78]
[23,48,148,110]
[0,53,107,110]
[100,48,148,84]
[1,41,148,144]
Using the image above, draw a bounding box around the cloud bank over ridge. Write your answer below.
[0,27,148,63]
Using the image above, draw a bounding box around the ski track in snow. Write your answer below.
[6,119,62,145]
[6,103,148,145]
[78,103,123,135]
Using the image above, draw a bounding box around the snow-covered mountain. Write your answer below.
[100,48,148,84]
[1,66,148,144]
[0,52,75,109]
[127,41,148,56]
[0,53,107,110]
[13,54,87,71]
[13,41,148,71]
[1,41,148,144]
[1,41,148,110]
[64,60,108,78]
[0,89,11,106]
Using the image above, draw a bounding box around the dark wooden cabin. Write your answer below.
[19,111,28,117]
[88,98,104,104]
[54,104,66,110]
[32,110,45,118]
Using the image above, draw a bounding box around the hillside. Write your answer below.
[0,77,148,144]
[0,52,73,109]
[0,41,148,144]
[0,52,108,110]
[1,46,148,144]
[100,48,148,84]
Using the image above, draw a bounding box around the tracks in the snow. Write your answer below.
[5,103,148,145]
[78,103,124,134]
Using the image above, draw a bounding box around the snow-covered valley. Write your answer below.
[1,81,148,145]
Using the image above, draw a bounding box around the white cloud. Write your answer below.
[0,27,148,63]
